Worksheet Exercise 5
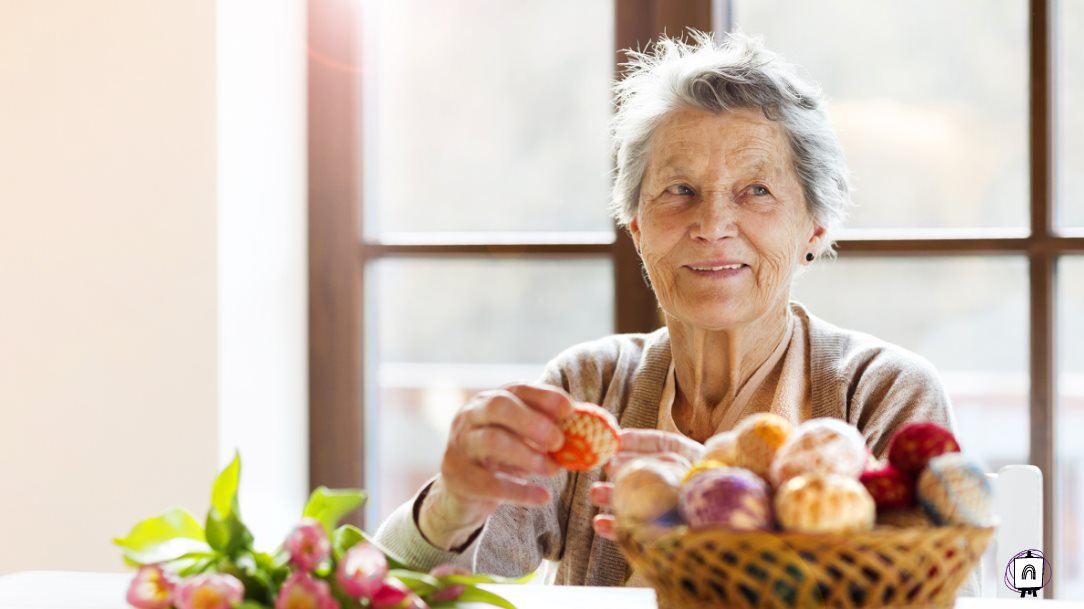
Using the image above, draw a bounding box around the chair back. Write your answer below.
[984,464,1044,598]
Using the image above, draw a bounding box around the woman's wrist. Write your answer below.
[417,477,491,552]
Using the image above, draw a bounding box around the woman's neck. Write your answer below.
[666,301,793,440]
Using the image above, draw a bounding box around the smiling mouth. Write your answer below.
[687,264,746,272]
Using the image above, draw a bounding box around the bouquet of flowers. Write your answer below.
[114,454,521,609]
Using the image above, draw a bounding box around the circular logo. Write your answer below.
[1004,549,1052,596]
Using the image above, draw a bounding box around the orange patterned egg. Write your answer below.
[733,413,793,480]
[549,402,620,471]
[775,474,875,534]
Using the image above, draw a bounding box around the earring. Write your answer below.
[805,252,815,262]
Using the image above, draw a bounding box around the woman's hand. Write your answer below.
[590,429,703,540]
[419,384,573,551]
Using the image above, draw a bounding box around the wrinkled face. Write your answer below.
[630,106,825,330]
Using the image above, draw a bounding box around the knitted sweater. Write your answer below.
[375,302,957,586]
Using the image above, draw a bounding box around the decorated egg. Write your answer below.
[917,453,994,526]
[549,402,620,472]
[679,467,772,531]
[775,474,875,534]
[769,418,868,487]
[887,422,960,475]
[859,462,915,511]
[733,413,793,480]
[702,431,738,465]
[612,455,686,526]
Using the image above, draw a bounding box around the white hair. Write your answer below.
[610,30,852,254]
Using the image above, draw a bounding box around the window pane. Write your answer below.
[1059,0,1084,229]
[1057,257,1084,598]
[360,1,615,238]
[734,1,1028,232]
[791,257,1029,466]
[365,257,614,523]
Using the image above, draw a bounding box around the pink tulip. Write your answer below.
[335,542,388,599]
[427,565,468,603]
[284,518,331,572]
[274,572,337,609]
[126,564,177,609]
[174,573,244,609]
[370,578,411,609]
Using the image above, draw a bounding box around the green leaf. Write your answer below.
[453,587,518,609]
[331,525,364,560]
[211,452,242,519]
[331,525,411,570]
[119,541,214,567]
[205,510,253,556]
[204,453,254,557]
[389,569,439,594]
[302,487,366,536]
[236,603,270,609]
[114,508,210,565]
[114,507,206,549]
[441,572,535,586]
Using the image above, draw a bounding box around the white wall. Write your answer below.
[0,0,307,573]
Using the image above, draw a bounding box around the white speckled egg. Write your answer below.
[769,418,868,487]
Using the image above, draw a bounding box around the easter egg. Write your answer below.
[679,467,772,531]
[775,474,875,534]
[549,402,620,472]
[887,422,960,475]
[612,455,686,526]
[917,453,994,526]
[860,462,915,511]
[769,418,868,487]
[733,413,793,480]
[702,430,738,465]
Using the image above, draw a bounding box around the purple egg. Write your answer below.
[679,467,773,530]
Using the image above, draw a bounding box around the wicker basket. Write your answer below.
[617,525,994,609]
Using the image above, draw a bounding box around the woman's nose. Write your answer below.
[691,194,738,242]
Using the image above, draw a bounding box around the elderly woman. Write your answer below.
[375,32,957,587]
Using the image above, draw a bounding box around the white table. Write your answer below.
[3,571,1083,609]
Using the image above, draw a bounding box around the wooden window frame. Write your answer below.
[308,0,1081,593]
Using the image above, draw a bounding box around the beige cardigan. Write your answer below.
[375,302,957,586]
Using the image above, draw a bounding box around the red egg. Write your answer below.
[859,463,915,511]
[886,422,960,475]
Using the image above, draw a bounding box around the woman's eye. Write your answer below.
[666,184,694,196]
[749,185,771,197]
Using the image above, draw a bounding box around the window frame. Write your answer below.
[307,0,1083,594]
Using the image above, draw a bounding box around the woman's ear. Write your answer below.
[805,223,827,256]
[629,216,642,254]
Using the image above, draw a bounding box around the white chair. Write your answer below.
[982,464,1044,598]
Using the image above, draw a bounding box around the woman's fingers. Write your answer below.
[504,383,575,423]
[466,390,565,452]
[617,429,704,462]
[592,514,616,541]
[439,383,576,513]
[589,481,613,510]
[462,426,560,477]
